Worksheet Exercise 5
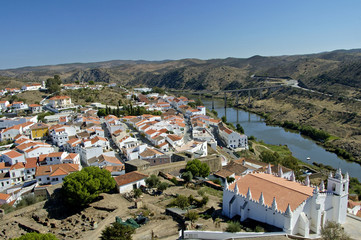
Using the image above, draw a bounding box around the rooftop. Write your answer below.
[114,171,148,187]
[228,172,314,212]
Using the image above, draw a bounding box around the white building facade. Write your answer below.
[222,169,349,238]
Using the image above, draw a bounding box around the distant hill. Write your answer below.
[1,49,361,96]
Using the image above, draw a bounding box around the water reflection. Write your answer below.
[203,98,361,180]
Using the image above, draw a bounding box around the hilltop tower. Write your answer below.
[327,169,349,223]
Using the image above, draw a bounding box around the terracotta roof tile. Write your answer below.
[228,172,314,212]
[3,150,23,158]
[0,193,11,201]
[10,162,25,170]
[25,158,38,169]
[35,163,79,177]
[114,171,148,187]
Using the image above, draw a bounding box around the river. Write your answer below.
[202,98,361,181]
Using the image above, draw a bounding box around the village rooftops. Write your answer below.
[228,172,314,212]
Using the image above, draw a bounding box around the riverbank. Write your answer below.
[232,87,361,165]
[238,105,360,165]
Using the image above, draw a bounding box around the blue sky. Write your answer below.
[1,0,361,69]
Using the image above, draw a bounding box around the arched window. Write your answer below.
[332,183,336,191]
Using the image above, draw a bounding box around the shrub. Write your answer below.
[145,175,160,188]
[157,182,169,192]
[321,221,351,240]
[181,171,193,182]
[170,195,189,209]
[101,222,135,240]
[12,232,59,240]
[226,221,241,233]
[170,177,178,185]
[185,210,199,223]
[197,188,206,197]
[211,179,221,185]
[200,196,209,207]
[133,188,142,199]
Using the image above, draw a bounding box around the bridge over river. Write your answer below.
[170,84,288,109]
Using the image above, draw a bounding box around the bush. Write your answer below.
[170,177,178,185]
[181,171,193,182]
[185,210,199,223]
[12,232,59,240]
[101,222,135,240]
[145,175,160,188]
[62,167,116,208]
[200,196,209,207]
[321,221,351,240]
[226,221,241,233]
[197,188,206,197]
[211,179,221,185]
[226,176,235,183]
[170,195,189,209]
[157,182,169,191]
[133,188,142,199]
[0,203,14,214]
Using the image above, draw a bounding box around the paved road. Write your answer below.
[343,215,361,240]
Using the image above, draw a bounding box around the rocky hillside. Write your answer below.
[1,49,361,96]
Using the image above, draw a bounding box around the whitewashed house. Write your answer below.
[35,163,80,185]
[11,101,28,110]
[0,193,14,205]
[166,134,184,148]
[222,168,349,238]
[0,150,26,165]
[114,171,148,194]
[218,122,248,149]
[9,162,25,184]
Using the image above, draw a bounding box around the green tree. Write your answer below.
[185,159,210,178]
[62,167,116,207]
[221,116,227,123]
[187,102,197,108]
[260,150,281,164]
[101,222,135,240]
[89,80,95,85]
[12,232,59,240]
[321,221,351,240]
[46,75,62,93]
[236,123,244,134]
[157,182,169,192]
[145,174,160,188]
[195,98,203,106]
[226,221,241,233]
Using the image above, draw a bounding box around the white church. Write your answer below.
[222,165,349,238]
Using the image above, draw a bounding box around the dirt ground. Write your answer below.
[0,180,231,240]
